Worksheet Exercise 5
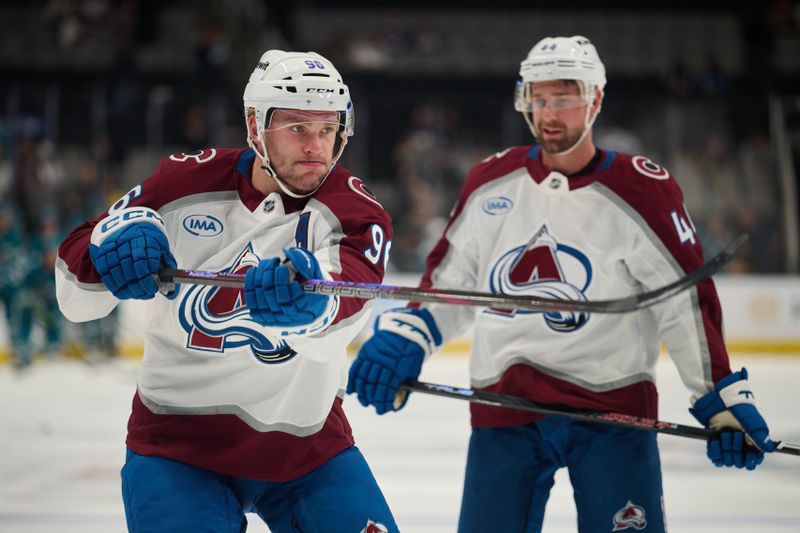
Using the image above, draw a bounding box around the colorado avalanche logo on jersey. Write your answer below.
[177,246,297,364]
[488,225,591,332]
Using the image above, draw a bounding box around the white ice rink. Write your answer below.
[1,354,799,533]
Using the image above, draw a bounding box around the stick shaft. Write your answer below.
[400,380,800,456]
[158,269,589,311]
[157,234,746,314]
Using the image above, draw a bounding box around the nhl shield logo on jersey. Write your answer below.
[177,245,298,364]
[488,225,591,332]
[612,500,648,531]
[360,519,389,533]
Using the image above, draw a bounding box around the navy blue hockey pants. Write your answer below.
[458,416,666,533]
[121,445,397,532]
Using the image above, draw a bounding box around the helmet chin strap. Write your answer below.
[524,86,603,157]
[247,129,348,199]
[551,102,601,156]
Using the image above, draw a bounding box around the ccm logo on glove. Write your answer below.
[96,208,165,236]
[89,206,178,300]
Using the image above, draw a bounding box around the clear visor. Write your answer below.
[262,117,347,163]
[263,105,354,138]
[514,81,587,112]
[264,120,343,135]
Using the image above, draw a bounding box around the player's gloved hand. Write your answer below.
[690,368,777,470]
[89,207,178,300]
[347,308,442,415]
[244,247,329,327]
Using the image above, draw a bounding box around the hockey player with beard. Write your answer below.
[56,50,397,532]
[348,36,777,532]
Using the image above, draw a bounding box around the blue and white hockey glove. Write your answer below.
[89,207,178,300]
[689,368,777,470]
[347,308,442,415]
[244,247,329,328]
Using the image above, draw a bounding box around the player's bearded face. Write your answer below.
[530,82,587,154]
[263,110,340,193]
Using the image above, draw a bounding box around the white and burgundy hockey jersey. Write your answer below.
[56,148,392,481]
[416,145,731,428]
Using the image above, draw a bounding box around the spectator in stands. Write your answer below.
[0,137,11,200]
[0,201,34,369]
[27,217,64,358]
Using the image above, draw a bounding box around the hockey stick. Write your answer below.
[399,380,800,457]
[157,234,747,314]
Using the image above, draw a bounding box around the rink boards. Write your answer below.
[1,274,800,361]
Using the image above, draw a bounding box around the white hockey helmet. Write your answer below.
[514,36,606,155]
[515,35,606,110]
[243,50,354,197]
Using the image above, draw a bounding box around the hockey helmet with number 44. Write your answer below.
[514,36,606,154]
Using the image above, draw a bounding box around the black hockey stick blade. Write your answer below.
[157,234,746,314]
[399,379,800,456]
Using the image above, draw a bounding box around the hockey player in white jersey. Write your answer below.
[56,50,398,532]
[348,36,778,532]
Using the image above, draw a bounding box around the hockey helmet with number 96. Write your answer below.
[514,36,606,154]
[243,50,354,196]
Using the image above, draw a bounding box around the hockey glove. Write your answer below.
[244,247,329,327]
[89,207,177,300]
[689,368,777,470]
[347,308,442,415]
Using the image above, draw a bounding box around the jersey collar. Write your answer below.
[233,148,318,214]
[526,145,617,190]
[234,148,267,212]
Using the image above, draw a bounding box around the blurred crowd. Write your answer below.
[0,0,797,365]
[0,120,120,370]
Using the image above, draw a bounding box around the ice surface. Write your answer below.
[1,354,798,532]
